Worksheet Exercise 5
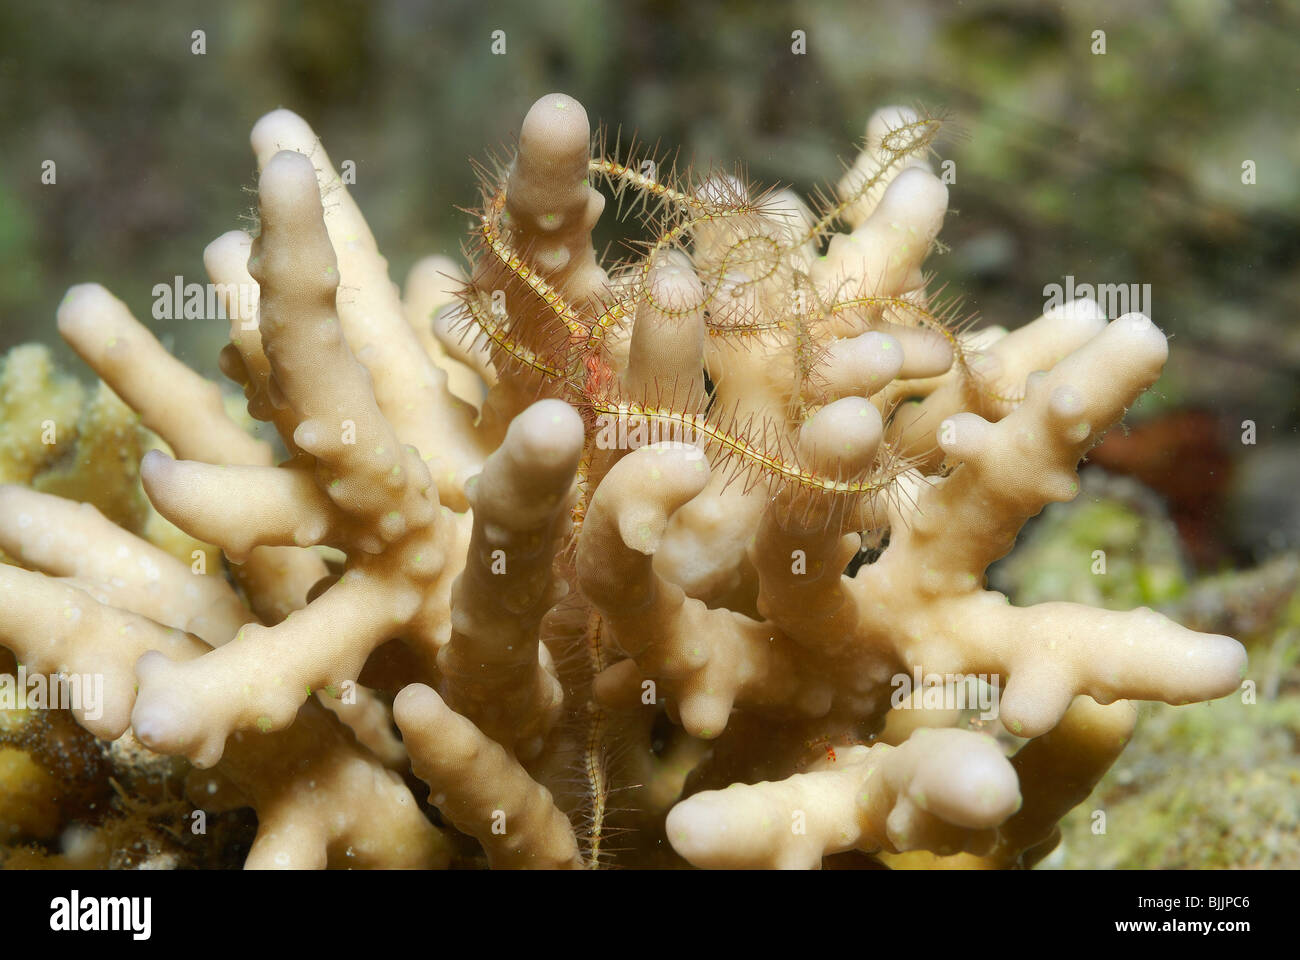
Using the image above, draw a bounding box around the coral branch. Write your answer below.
[56,280,327,623]
[128,149,465,765]
[0,488,446,869]
[667,728,1019,869]
[437,399,580,757]
[579,443,826,737]
[250,110,486,507]
[394,684,582,869]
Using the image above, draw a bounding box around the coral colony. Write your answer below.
[0,93,1245,869]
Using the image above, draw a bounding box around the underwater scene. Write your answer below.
[0,0,1297,885]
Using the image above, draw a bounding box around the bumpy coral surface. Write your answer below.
[0,93,1246,869]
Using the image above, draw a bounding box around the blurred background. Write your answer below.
[1,0,1298,867]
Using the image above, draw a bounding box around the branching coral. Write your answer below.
[0,92,1246,870]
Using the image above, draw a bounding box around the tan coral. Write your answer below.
[0,92,1249,873]
[248,110,489,507]
[667,728,1020,869]
[436,399,580,758]
[394,683,582,869]
[129,150,468,768]
[0,488,448,869]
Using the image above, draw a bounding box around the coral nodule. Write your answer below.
[0,92,1246,870]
